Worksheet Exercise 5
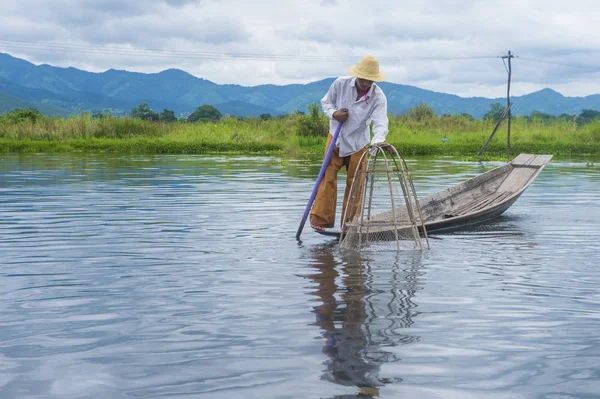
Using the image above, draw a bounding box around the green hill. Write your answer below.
[2,52,600,118]
[0,92,67,115]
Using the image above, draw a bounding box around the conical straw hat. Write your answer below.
[348,55,385,82]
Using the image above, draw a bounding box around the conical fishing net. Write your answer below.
[339,144,429,251]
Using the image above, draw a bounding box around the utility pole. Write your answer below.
[477,50,518,158]
[477,50,517,157]
[502,50,515,159]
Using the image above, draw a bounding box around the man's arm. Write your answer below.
[370,95,389,144]
[321,81,338,119]
[321,79,348,123]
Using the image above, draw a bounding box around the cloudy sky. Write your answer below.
[2,0,600,98]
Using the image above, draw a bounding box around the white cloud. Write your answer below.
[1,0,600,97]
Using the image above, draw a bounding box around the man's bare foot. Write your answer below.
[311,224,326,232]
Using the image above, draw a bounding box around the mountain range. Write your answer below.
[1,52,600,118]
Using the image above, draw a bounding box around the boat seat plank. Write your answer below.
[528,155,553,167]
[510,154,537,166]
[510,154,553,167]
[497,167,537,192]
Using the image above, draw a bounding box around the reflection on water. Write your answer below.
[309,244,426,398]
[2,153,600,398]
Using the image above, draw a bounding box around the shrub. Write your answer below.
[297,103,328,137]
[405,103,436,122]
[188,105,222,122]
[2,108,44,123]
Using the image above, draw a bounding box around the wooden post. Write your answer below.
[477,103,512,156]
[503,50,514,159]
[478,51,516,158]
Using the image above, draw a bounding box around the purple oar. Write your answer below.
[296,119,344,241]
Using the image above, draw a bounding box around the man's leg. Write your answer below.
[310,134,344,230]
[341,146,368,227]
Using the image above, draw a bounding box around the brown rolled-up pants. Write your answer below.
[310,134,368,229]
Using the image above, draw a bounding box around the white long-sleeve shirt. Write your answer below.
[321,76,389,157]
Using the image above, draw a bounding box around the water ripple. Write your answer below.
[1,154,599,398]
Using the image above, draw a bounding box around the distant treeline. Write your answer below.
[1,101,599,157]
[480,103,600,125]
[3,101,600,129]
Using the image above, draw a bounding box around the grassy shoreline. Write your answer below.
[1,112,599,159]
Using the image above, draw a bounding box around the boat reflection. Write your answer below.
[309,246,424,398]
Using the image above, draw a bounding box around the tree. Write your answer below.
[131,103,159,121]
[187,105,222,122]
[576,109,600,126]
[529,111,555,123]
[92,110,115,119]
[160,109,177,123]
[405,103,436,122]
[483,103,505,121]
[259,113,272,121]
[557,113,575,121]
[3,108,43,122]
[297,103,328,137]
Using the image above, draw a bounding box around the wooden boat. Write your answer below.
[319,153,552,238]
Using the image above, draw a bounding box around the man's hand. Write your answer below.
[332,108,349,123]
[368,142,393,156]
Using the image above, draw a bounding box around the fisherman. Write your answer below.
[310,55,389,232]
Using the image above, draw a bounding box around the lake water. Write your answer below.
[1,153,599,399]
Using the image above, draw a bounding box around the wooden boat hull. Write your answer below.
[318,154,552,238]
